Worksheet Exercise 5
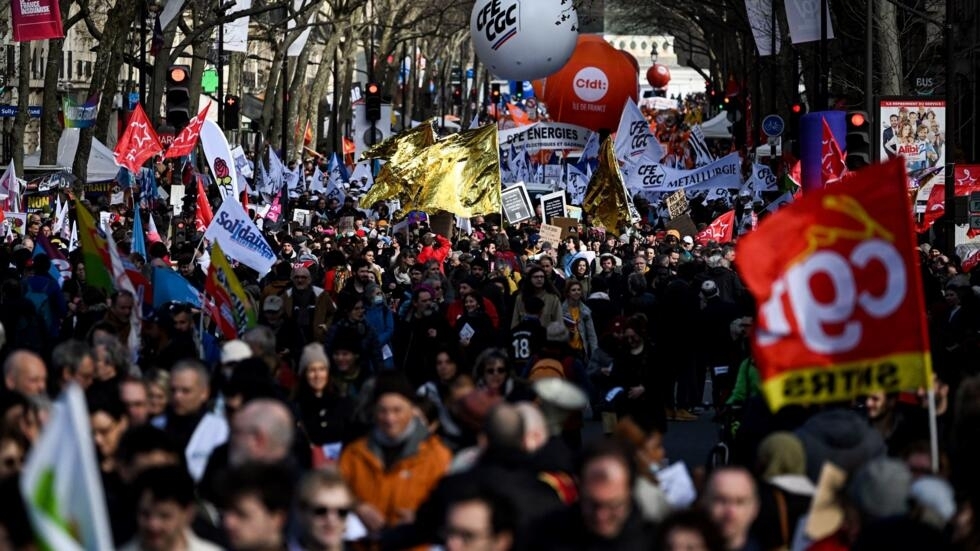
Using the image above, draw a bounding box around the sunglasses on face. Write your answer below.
[305,504,351,519]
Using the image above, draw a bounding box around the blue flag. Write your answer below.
[132,209,148,260]
[151,267,202,309]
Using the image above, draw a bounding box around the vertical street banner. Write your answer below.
[221,0,252,52]
[784,0,834,44]
[736,158,932,410]
[877,98,946,212]
[12,0,64,42]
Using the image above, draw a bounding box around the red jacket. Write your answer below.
[445,298,500,329]
[416,234,451,273]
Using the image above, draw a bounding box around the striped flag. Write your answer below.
[74,200,114,295]
[20,384,113,551]
[689,124,714,167]
[206,242,257,340]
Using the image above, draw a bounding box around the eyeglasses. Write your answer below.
[305,505,351,519]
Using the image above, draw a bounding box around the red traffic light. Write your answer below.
[791,103,802,114]
[366,83,379,95]
[169,67,187,83]
[850,112,866,127]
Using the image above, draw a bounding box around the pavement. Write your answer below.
[582,409,721,470]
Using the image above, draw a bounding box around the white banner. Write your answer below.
[739,162,779,201]
[745,0,781,56]
[200,120,240,200]
[325,154,348,204]
[785,0,834,44]
[349,161,374,197]
[498,122,591,152]
[204,198,277,275]
[158,0,185,29]
[615,98,664,165]
[222,0,252,52]
[624,152,743,199]
[287,0,312,56]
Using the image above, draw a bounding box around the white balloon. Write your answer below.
[470,0,578,81]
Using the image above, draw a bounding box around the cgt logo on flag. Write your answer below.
[736,158,932,410]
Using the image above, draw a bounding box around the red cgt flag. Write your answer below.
[12,0,63,42]
[736,158,932,410]
[165,103,211,159]
[695,210,735,245]
[114,104,163,174]
[194,175,213,232]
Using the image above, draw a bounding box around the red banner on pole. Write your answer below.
[12,0,64,42]
[736,158,932,410]
[114,104,163,174]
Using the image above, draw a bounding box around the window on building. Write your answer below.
[67,52,73,78]
[85,61,92,77]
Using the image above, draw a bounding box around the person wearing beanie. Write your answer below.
[292,343,357,462]
[527,321,589,450]
[751,432,816,551]
[323,294,385,375]
[338,372,451,538]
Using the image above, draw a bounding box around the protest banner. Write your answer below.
[625,152,742,199]
[736,158,932,411]
[537,223,563,248]
[497,122,591,152]
[501,182,534,224]
[203,197,276,275]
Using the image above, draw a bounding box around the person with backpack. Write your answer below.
[22,254,67,349]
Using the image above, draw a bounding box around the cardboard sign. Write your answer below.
[565,205,583,220]
[501,182,534,224]
[665,213,698,238]
[537,223,563,248]
[551,216,580,239]
[428,212,455,238]
[169,184,186,215]
[539,190,566,224]
[292,208,312,227]
[338,216,356,234]
[665,189,689,219]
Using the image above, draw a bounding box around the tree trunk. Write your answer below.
[74,0,141,183]
[148,17,180,125]
[260,46,284,139]
[39,37,65,164]
[876,0,903,96]
[287,45,313,158]
[309,38,340,152]
[227,51,244,96]
[13,44,31,174]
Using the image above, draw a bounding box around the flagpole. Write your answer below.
[928,387,939,473]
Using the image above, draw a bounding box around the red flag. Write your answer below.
[12,0,63,41]
[509,105,532,126]
[820,118,848,187]
[114,104,163,174]
[736,158,932,410]
[194,175,213,232]
[917,165,980,234]
[342,137,356,155]
[165,103,211,158]
[303,120,313,146]
[962,247,980,273]
[695,210,735,245]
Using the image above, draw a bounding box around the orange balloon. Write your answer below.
[619,50,640,75]
[537,35,639,131]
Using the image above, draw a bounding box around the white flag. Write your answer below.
[0,159,16,200]
[68,221,78,252]
[287,0,312,56]
[614,98,664,165]
[285,162,303,198]
[760,190,795,216]
[689,125,715,167]
[325,154,348,204]
[105,228,142,360]
[564,163,589,205]
[267,148,287,194]
[200,120,240,200]
[581,131,600,161]
[310,165,327,194]
[349,161,374,197]
[222,0,252,52]
[739,162,779,202]
[20,385,114,551]
[204,197,277,275]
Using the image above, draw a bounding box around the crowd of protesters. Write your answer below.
[0,157,979,551]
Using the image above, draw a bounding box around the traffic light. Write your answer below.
[223,94,240,130]
[166,65,191,129]
[365,82,381,122]
[452,85,462,106]
[969,191,980,232]
[845,110,872,170]
[490,83,501,103]
[788,101,808,157]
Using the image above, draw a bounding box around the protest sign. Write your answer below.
[537,223,563,248]
[539,190,566,224]
[501,182,534,224]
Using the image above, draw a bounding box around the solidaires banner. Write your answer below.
[736,158,932,410]
[203,197,276,276]
[625,152,742,199]
[498,122,591,152]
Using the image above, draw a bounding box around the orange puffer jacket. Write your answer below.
[339,424,451,528]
